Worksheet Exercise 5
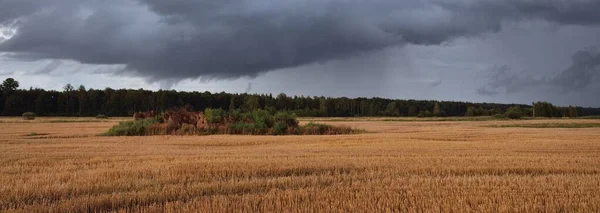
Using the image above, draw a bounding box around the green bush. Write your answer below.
[505,106,522,119]
[22,112,36,120]
[228,122,253,134]
[104,118,159,136]
[417,110,433,118]
[251,109,274,128]
[227,122,269,135]
[204,108,225,124]
[493,113,507,119]
[176,124,198,135]
[96,114,108,119]
[299,122,357,135]
[302,122,333,135]
[273,121,289,135]
[274,112,299,127]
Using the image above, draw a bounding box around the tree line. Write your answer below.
[1,78,599,117]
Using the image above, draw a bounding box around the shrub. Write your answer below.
[505,106,522,119]
[205,108,225,124]
[302,122,333,135]
[176,124,198,135]
[146,123,167,135]
[227,122,270,135]
[251,109,274,128]
[300,122,357,135]
[96,114,108,119]
[274,112,299,127]
[228,109,243,121]
[104,118,159,136]
[273,122,289,135]
[417,110,433,118]
[493,114,507,119]
[22,112,36,120]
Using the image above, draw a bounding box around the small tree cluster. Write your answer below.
[22,112,36,120]
[504,106,522,119]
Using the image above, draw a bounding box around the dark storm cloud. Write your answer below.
[1,0,600,83]
[480,48,600,95]
[550,48,600,91]
[479,65,544,95]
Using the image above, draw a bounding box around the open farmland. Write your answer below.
[1,118,600,212]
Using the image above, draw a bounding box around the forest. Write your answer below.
[1,78,599,117]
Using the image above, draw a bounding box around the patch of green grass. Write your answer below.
[24,132,49,136]
[298,122,363,135]
[488,123,600,128]
[102,118,160,136]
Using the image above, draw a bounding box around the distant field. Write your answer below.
[300,116,532,122]
[0,117,130,123]
[1,117,600,212]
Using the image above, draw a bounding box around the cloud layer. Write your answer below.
[480,48,600,95]
[1,0,600,83]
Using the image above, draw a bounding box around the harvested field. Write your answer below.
[1,117,600,212]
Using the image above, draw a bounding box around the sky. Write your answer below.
[1,0,599,107]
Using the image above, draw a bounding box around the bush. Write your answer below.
[251,109,274,128]
[227,122,265,135]
[205,108,225,124]
[274,112,299,127]
[104,118,159,136]
[417,110,433,118]
[22,112,36,120]
[493,113,507,119]
[300,122,354,135]
[96,114,108,119]
[505,106,522,119]
[176,124,198,135]
[273,121,289,135]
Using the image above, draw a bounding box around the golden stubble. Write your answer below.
[1,118,600,212]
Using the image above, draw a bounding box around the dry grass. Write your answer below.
[0,117,129,124]
[1,118,600,212]
[489,123,600,128]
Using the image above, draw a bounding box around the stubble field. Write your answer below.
[1,117,600,212]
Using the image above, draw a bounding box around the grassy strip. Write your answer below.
[24,132,50,137]
[488,123,600,128]
[103,118,161,136]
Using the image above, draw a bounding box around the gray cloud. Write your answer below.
[428,79,443,88]
[1,0,600,84]
[34,60,63,75]
[481,65,545,94]
[549,47,600,91]
[476,87,498,96]
[480,48,600,95]
[0,70,14,76]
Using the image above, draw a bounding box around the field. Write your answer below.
[1,117,600,212]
